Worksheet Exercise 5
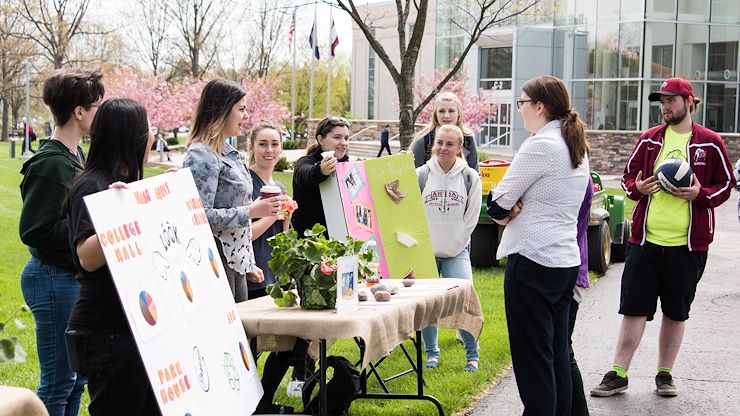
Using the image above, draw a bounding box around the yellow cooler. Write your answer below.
[479,159,510,194]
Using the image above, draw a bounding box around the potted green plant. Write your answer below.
[267,224,374,309]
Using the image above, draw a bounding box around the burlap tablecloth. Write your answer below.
[236,278,484,369]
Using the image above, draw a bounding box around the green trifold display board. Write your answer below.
[364,153,438,278]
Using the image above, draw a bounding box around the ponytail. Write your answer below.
[561,108,589,169]
[522,76,589,169]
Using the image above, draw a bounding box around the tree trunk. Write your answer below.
[1,99,9,142]
[397,79,416,149]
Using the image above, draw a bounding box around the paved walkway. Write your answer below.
[466,189,740,416]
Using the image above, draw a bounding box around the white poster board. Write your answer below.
[83,169,262,415]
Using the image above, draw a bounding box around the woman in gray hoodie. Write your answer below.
[416,124,482,372]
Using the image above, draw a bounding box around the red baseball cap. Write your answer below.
[648,78,695,101]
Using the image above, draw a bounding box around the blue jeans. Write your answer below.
[421,249,479,362]
[20,257,86,416]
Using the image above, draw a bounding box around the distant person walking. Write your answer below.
[591,78,735,398]
[377,124,391,157]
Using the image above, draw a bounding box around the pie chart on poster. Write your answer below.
[208,248,219,278]
[239,341,250,371]
[139,291,158,326]
[181,271,194,302]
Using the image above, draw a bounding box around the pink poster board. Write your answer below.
[334,162,389,278]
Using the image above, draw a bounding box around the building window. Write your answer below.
[478,102,511,147]
[435,0,465,68]
[706,83,737,132]
[708,26,739,82]
[678,0,709,23]
[621,0,645,21]
[647,0,675,19]
[619,23,642,78]
[675,24,708,80]
[367,30,376,119]
[595,24,620,78]
[592,81,619,129]
[618,81,640,130]
[644,22,675,78]
[711,0,740,24]
[479,47,513,90]
[435,36,464,69]
[597,0,619,23]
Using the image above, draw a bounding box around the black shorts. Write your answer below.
[619,242,707,322]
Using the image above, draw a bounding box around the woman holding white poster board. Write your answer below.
[182,79,286,302]
[65,98,160,415]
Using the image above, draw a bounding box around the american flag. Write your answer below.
[288,12,296,52]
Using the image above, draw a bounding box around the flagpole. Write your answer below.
[326,8,332,116]
[290,12,296,141]
[308,5,317,121]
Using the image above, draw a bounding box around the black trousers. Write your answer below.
[257,338,315,408]
[67,329,160,416]
[377,142,391,157]
[505,254,578,416]
[568,299,589,416]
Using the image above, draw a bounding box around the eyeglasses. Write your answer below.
[83,102,102,110]
[516,99,536,109]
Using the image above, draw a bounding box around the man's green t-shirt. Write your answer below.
[646,126,691,246]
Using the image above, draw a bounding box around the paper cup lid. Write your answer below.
[321,150,335,158]
[260,185,281,194]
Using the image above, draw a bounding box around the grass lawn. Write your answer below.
[0,142,511,416]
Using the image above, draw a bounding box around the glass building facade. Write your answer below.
[431,0,740,148]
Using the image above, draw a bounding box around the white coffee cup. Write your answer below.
[321,150,335,159]
[260,185,282,199]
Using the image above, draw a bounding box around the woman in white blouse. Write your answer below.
[487,76,590,415]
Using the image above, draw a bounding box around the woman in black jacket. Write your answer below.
[291,116,351,237]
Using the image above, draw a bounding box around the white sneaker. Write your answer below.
[286,380,304,398]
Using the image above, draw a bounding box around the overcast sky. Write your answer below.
[94,1,392,68]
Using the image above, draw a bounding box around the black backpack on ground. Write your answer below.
[301,356,361,416]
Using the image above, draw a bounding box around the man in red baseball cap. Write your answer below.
[591,77,735,398]
[648,77,696,102]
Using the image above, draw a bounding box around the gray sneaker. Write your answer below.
[655,371,678,397]
[591,371,628,397]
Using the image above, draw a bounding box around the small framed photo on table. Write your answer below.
[336,255,359,313]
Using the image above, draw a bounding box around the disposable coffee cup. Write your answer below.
[321,150,335,159]
[260,185,282,199]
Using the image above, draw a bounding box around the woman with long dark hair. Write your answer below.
[487,75,590,415]
[65,98,160,415]
[183,79,284,302]
[291,115,351,237]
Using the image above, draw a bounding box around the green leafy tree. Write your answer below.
[276,57,351,132]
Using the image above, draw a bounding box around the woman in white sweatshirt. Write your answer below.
[416,124,482,372]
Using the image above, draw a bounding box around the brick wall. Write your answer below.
[586,130,740,175]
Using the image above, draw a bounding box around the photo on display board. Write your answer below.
[354,202,373,231]
[343,165,365,200]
